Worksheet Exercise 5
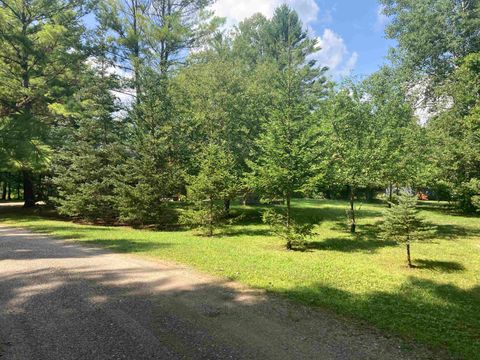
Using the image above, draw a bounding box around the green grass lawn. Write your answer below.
[1,199,479,359]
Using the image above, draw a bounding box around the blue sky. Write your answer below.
[311,0,396,76]
[87,0,395,79]
[211,0,396,78]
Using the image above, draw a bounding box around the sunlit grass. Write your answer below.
[1,199,479,359]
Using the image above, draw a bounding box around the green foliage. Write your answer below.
[427,52,480,212]
[0,0,87,206]
[246,5,327,228]
[380,194,433,266]
[115,149,181,226]
[2,1,480,357]
[320,82,384,232]
[381,0,480,79]
[381,194,426,243]
[378,1,480,214]
[175,52,256,180]
[363,66,423,189]
[53,146,122,222]
[109,0,218,226]
[322,84,384,191]
[51,55,125,222]
[262,208,315,250]
[456,179,480,213]
[115,73,184,228]
[181,143,238,236]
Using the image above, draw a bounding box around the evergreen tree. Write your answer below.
[247,6,326,247]
[232,13,270,67]
[113,0,218,226]
[0,0,87,207]
[181,143,238,236]
[96,0,150,98]
[262,208,315,251]
[51,42,125,222]
[176,44,258,213]
[115,70,185,226]
[380,194,431,267]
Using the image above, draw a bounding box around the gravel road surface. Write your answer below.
[0,225,447,359]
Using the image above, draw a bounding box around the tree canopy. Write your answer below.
[0,0,478,225]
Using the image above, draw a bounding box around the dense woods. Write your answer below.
[0,0,479,236]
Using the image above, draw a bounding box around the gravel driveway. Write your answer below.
[0,225,447,360]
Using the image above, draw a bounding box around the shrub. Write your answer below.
[263,208,316,251]
[455,179,480,213]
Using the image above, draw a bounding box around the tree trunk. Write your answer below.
[223,199,230,216]
[1,182,6,200]
[286,193,291,228]
[388,183,393,208]
[7,183,11,200]
[286,193,292,250]
[349,186,356,233]
[406,243,413,268]
[286,240,292,250]
[325,189,331,200]
[365,188,373,202]
[208,197,213,237]
[23,171,35,208]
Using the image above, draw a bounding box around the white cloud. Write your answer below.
[211,0,319,27]
[312,29,358,77]
[341,51,358,76]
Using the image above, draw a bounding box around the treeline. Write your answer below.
[0,0,478,231]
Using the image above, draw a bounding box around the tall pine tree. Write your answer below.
[247,6,327,245]
[0,0,87,207]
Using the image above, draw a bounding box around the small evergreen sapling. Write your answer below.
[181,144,238,236]
[380,194,431,268]
[262,209,315,251]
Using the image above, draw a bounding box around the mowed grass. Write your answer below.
[1,200,479,359]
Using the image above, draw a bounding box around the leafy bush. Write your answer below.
[455,179,480,213]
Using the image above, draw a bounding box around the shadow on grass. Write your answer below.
[81,238,172,254]
[417,201,480,217]
[282,277,479,359]
[0,226,172,260]
[293,206,383,225]
[307,237,397,253]
[231,200,384,226]
[434,224,480,240]
[414,259,465,272]
[219,227,271,237]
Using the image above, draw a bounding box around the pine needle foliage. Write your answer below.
[380,193,433,267]
[180,144,238,236]
[262,208,315,251]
